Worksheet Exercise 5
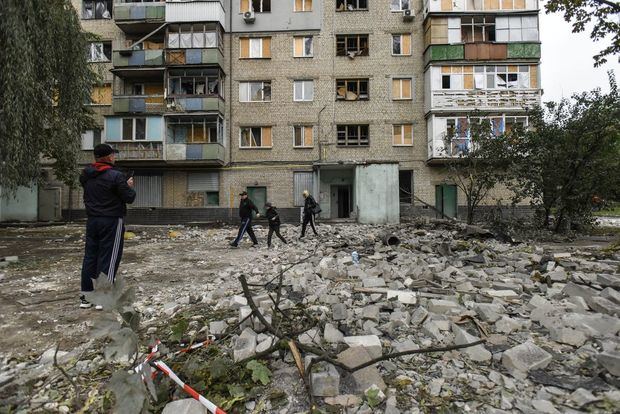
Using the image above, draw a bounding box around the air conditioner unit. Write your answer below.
[402,9,414,21]
[243,10,255,23]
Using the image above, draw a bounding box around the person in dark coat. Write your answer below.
[300,190,319,238]
[80,144,136,309]
[265,202,287,248]
[230,191,259,247]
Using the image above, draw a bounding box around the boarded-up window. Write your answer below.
[240,37,271,58]
[294,172,313,206]
[294,36,313,57]
[293,126,313,148]
[392,34,411,55]
[294,0,312,11]
[240,0,250,12]
[132,175,163,208]
[392,78,412,100]
[240,126,272,148]
[91,85,112,105]
[393,124,413,146]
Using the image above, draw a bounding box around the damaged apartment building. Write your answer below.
[56,0,541,225]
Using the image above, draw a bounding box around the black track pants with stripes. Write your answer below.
[81,216,124,292]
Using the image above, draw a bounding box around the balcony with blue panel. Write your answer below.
[165,115,225,165]
[114,1,165,34]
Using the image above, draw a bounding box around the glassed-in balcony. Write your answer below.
[113,49,164,67]
[112,95,166,113]
[114,1,165,34]
[423,0,539,17]
[424,43,540,64]
[165,0,226,28]
[165,115,225,164]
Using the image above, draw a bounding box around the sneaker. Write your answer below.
[229,242,238,248]
[79,295,92,309]
[251,243,259,248]
[95,304,103,311]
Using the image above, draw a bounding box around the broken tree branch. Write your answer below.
[53,343,82,408]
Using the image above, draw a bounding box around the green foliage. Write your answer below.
[246,360,272,385]
[366,387,382,408]
[545,0,620,66]
[0,0,96,193]
[170,318,189,342]
[506,75,620,232]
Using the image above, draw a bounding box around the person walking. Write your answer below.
[80,144,136,309]
[265,202,287,248]
[300,190,319,238]
[230,191,260,248]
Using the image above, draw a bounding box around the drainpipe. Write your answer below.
[317,105,327,163]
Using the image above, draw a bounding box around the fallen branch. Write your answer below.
[53,343,82,408]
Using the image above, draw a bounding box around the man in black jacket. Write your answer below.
[300,190,319,238]
[80,144,136,309]
[265,202,287,248]
[230,191,259,247]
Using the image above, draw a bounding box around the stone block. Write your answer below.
[596,351,620,376]
[548,326,587,347]
[162,398,208,414]
[311,363,340,397]
[337,346,386,392]
[332,303,348,321]
[427,299,461,314]
[343,335,382,358]
[324,323,344,343]
[502,341,552,373]
[452,324,491,362]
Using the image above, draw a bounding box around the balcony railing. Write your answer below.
[111,142,164,160]
[113,50,164,67]
[166,96,225,113]
[424,43,540,64]
[429,89,540,112]
[112,95,166,113]
[428,134,471,159]
[165,142,225,163]
[424,0,539,16]
[166,48,224,67]
[114,1,165,21]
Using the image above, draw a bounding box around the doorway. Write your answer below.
[330,185,351,219]
[246,186,267,216]
[435,184,457,219]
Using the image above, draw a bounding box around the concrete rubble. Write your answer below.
[1,222,619,413]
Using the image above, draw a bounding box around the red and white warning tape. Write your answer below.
[153,360,227,414]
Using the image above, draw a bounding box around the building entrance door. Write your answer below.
[331,185,351,219]
[435,184,457,219]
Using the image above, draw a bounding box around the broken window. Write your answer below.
[496,15,539,42]
[169,116,222,144]
[122,118,147,141]
[294,0,313,12]
[240,37,271,58]
[336,34,369,56]
[390,0,411,11]
[83,0,112,19]
[251,0,271,12]
[392,78,412,100]
[393,124,413,146]
[294,80,314,101]
[293,126,314,148]
[81,130,102,150]
[336,79,369,101]
[240,127,272,148]
[169,68,222,97]
[484,65,529,89]
[87,42,112,62]
[337,124,369,146]
[461,16,495,43]
[90,85,112,105]
[336,0,368,11]
[294,36,313,57]
[392,34,411,55]
[239,81,271,102]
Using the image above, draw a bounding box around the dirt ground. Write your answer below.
[0,223,308,362]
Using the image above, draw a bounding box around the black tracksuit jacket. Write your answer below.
[80,163,136,217]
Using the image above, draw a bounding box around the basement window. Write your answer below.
[336,0,368,11]
[83,0,112,19]
[336,79,369,101]
[336,34,369,56]
[337,125,369,146]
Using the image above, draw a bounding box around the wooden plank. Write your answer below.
[262,37,271,58]
[240,38,249,58]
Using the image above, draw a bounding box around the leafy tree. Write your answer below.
[545,0,620,66]
[442,114,511,224]
[507,74,620,231]
[0,0,95,194]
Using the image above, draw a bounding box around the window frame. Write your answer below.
[460,15,496,43]
[336,0,368,11]
[336,34,369,56]
[391,34,411,56]
[239,81,272,102]
[392,78,412,100]
[293,80,314,102]
[87,41,112,62]
[239,37,271,59]
[336,79,369,101]
[82,0,112,20]
[392,124,413,146]
[439,65,533,90]
[294,0,313,12]
[336,124,369,147]
[293,125,314,148]
[168,69,223,98]
[169,116,223,144]
[293,36,314,58]
[239,126,273,148]
[390,0,411,12]
[121,118,148,142]
[167,24,222,50]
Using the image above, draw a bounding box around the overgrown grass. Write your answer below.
[593,205,620,217]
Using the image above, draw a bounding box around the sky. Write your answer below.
[540,11,620,103]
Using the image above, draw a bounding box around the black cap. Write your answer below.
[94,144,119,158]
[265,202,272,208]
[239,191,248,196]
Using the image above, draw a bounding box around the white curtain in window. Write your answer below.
[451,74,463,89]
[89,43,106,62]
[294,82,304,101]
[168,33,180,48]
[180,33,192,48]
[390,0,401,11]
[303,81,314,100]
[193,33,204,48]
[519,73,530,89]
[250,38,262,58]
[239,83,249,102]
[304,37,313,56]
[205,33,217,48]
[474,73,484,89]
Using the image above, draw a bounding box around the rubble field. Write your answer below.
[0,221,619,413]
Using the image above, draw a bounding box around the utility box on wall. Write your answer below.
[354,163,400,224]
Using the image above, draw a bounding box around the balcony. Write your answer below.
[428,89,540,112]
[113,49,164,68]
[112,142,164,161]
[166,48,224,67]
[423,0,539,17]
[424,43,540,64]
[428,134,471,161]
[112,95,166,113]
[166,96,225,113]
[165,143,225,164]
[165,0,226,28]
[114,1,165,34]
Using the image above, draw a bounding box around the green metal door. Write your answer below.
[247,186,267,216]
[435,185,457,219]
